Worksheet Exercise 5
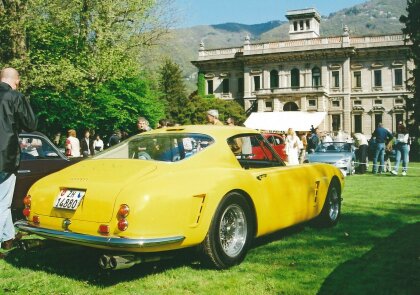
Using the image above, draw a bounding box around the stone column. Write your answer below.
[342,57,351,133]
[300,96,307,111]
[263,69,269,90]
[244,69,251,98]
[258,99,265,112]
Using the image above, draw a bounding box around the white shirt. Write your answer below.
[66,136,80,157]
[94,139,104,151]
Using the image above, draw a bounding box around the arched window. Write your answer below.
[283,102,299,111]
[270,70,279,88]
[291,68,300,88]
[312,66,321,87]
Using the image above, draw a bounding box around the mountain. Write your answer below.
[151,0,408,92]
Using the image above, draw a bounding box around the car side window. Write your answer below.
[20,136,60,160]
[98,133,214,162]
[228,134,284,169]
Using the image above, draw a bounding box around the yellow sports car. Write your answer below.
[16,125,344,270]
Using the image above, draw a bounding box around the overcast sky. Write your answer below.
[174,0,368,27]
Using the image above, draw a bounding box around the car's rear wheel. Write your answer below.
[314,180,341,227]
[200,192,253,269]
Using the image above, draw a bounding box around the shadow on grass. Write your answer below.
[3,204,419,288]
[3,243,197,287]
[318,222,420,295]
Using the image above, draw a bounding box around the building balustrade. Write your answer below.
[255,86,325,95]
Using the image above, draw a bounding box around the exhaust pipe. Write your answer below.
[99,254,142,270]
[99,254,112,269]
[99,253,176,270]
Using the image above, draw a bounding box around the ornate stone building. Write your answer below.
[191,8,413,134]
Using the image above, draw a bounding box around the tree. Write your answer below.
[158,58,189,124]
[400,0,420,136]
[1,0,175,137]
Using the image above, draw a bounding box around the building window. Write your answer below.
[300,20,304,30]
[354,100,362,105]
[291,68,300,88]
[222,78,230,94]
[394,68,403,86]
[332,71,340,88]
[265,101,273,111]
[354,114,362,133]
[332,114,341,132]
[395,98,404,104]
[306,20,310,29]
[332,100,340,107]
[308,99,317,107]
[293,21,298,31]
[238,77,244,94]
[375,113,382,127]
[353,71,361,88]
[374,99,382,105]
[270,70,279,88]
[207,80,213,94]
[374,70,382,87]
[253,76,261,91]
[312,67,321,87]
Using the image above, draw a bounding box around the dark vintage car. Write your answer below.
[12,132,81,220]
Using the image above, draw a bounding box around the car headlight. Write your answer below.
[336,158,350,166]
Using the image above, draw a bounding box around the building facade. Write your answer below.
[191,8,413,135]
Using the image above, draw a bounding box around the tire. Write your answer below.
[314,180,341,227]
[200,192,253,269]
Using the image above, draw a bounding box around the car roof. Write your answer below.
[138,125,259,140]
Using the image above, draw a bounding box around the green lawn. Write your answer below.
[1,164,419,295]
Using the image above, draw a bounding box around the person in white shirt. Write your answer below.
[93,134,104,153]
[285,128,300,165]
[65,129,80,157]
[353,132,368,174]
[391,123,410,176]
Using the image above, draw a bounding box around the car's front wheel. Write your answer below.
[314,180,341,227]
[200,192,253,269]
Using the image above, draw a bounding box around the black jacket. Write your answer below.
[0,82,37,173]
[80,137,94,157]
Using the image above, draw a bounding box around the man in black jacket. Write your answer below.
[0,68,37,255]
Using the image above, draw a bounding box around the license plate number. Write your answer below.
[54,189,86,210]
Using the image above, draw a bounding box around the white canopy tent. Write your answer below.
[244,111,326,132]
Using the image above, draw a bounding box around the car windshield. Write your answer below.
[315,142,352,153]
[94,133,214,162]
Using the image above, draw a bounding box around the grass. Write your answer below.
[1,163,419,295]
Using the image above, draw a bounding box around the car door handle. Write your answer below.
[256,174,267,180]
[18,169,31,174]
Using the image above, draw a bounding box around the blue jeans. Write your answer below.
[0,173,16,247]
[394,143,409,173]
[372,143,385,173]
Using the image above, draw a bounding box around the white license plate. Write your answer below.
[54,189,86,210]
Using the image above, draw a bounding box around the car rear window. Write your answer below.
[95,133,214,162]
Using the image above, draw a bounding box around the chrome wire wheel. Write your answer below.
[218,204,247,258]
[328,187,340,221]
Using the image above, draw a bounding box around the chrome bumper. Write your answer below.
[15,220,185,249]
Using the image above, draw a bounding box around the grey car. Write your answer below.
[306,142,356,176]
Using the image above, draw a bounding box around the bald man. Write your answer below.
[0,68,37,256]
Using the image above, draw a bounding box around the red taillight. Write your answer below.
[23,195,31,206]
[33,215,40,224]
[98,224,110,235]
[117,219,128,231]
[118,204,130,218]
[23,207,31,217]
[23,195,32,219]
